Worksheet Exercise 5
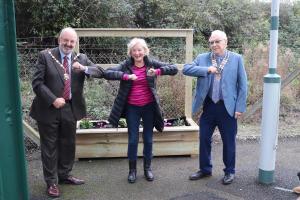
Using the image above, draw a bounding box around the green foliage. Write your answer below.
[79,118,93,129]
[279,1,300,50]
[16,0,300,124]
[15,0,136,37]
[118,118,127,128]
[84,78,116,119]
[15,0,300,50]
[172,118,186,127]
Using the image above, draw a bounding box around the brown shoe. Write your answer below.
[59,176,85,185]
[293,186,300,194]
[47,184,60,197]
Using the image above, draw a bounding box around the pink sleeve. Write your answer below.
[155,69,161,76]
[122,74,129,80]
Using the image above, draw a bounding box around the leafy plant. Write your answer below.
[118,118,127,128]
[80,118,93,129]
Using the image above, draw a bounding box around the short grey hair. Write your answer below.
[59,27,78,40]
[210,30,227,40]
[127,38,150,56]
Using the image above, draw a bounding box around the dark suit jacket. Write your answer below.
[30,47,103,123]
[104,56,178,132]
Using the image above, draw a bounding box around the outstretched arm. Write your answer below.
[182,54,211,77]
[149,60,178,76]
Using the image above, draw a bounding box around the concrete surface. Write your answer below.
[27,129,300,200]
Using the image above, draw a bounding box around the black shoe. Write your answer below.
[59,175,85,185]
[128,169,137,183]
[144,169,154,181]
[189,171,212,180]
[128,160,137,183]
[222,173,235,185]
[144,159,154,181]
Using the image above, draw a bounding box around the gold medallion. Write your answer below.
[64,73,69,80]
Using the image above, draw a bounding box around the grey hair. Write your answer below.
[127,38,150,56]
[210,30,227,40]
[58,27,78,40]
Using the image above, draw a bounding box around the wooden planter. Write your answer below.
[75,118,199,158]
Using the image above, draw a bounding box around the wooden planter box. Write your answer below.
[75,118,199,159]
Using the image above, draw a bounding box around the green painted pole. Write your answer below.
[0,0,29,199]
[258,0,281,184]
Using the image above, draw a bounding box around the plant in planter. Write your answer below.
[164,116,191,127]
[75,116,199,158]
[79,118,93,129]
[78,116,190,129]
[79,118,127,129]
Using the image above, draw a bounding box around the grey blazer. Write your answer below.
[182,51,247,117]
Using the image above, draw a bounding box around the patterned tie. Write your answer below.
[211,57,221,103]
[211,75,220,103]
[63,56,71,100]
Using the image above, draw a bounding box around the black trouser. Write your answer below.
[37,102,76,186]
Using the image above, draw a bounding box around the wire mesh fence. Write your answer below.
[18,37,187,121]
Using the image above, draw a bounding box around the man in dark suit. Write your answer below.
[30,27,104,197]
[183,30,247,185]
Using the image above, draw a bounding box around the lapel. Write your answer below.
[222,51,231,79]
[207,52,213,86]
[70,52,77,82]
[51,47,65,83]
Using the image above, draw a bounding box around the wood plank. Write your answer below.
[23,120,40,145]
[75,118,199,158]
[75,28,193,38]
[76,132,198,145]
[76,141,198,158]
[76,118,199,134]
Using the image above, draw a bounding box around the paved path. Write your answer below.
[28,136,300,200]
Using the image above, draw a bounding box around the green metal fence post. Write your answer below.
[0,0,29,199]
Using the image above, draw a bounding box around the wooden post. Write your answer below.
[74,28,198,158]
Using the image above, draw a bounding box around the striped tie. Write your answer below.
[63,56,71,100]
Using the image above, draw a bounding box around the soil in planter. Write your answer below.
[163,116,191,127]
[79,116,190,129]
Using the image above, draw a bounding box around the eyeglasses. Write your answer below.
[209,40,223,45]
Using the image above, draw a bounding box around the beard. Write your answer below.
[59,43,74,55]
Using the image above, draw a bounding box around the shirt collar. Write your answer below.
[59,49,72,61]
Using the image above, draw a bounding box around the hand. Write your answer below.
[129,74,138,80]
[72,61,86,72]
[147,68,156,76]
[208,66,218,74]
[235,112,243,119]
[52,98,66,109]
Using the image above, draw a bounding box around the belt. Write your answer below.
[65,99,72,103]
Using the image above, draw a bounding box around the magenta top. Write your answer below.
[123,66,161,106]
